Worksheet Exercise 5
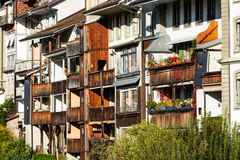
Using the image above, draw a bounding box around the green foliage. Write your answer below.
[32,153,55,160]
[90,142,109,160]
[0,125,31,160]
[0,99,14,125]
[91,117,240,160]
[146,100,157,109]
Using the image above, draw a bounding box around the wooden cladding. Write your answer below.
[32,111,52,125]
[32,83,52,97]
[151,110,195,128]
[52,80,66,94]
[67,41,81,57]
[89,106,114,121]
[67,74,84,89]
[87,21,108,51]
[116,112,141,128]
[67,107,84,122]
[202,71,221,85]
[150,63,195,85]
[88,69,114,88]
[67,139,83,153]
[51,111,66,125]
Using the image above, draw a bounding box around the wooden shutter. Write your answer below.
[137,87,141,112]
[116,90,121,113]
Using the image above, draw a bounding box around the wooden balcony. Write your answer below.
[88,69,114,88]
[32,111,52,125]
[67,74,84,89]
[116,112,141,128]
[32,83,52,97]
[67,107,84,122]
[51,111,66,125]
[52,80,66,94]
[202,71,221,86]
[150,63,195,86]
[151,110,195,128]
[67,139,84,153]
[89,106,114,121]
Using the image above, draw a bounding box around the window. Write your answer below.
[237,78,240,107]
[237,22,240,47]
[53,94,67,112]
[125,13,130,38]
[109,17,114,41]
[207,0,216,20]
[69,56,80,74]
[172,0,180,27]
[120,47,137,74]
[184,0,191,24]
[195,0,203,22]
[116,16,121,40]
[121,89,138,113]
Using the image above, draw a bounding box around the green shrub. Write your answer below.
[32,153,55,160]
[91,117,240,160]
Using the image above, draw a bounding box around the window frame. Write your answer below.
[207,0,216,21]
[172,0,180,27]
[184,0,191,24]
[120,46,137,74]
[120,88,138,113]
[195,0,203,22]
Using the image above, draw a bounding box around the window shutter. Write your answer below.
[237,80,240,105]
[137,87,141,112]
[116,90,121,113]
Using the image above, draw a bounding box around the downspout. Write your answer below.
[227,0,231,128]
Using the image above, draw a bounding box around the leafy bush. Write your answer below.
[32,153,55,160]
[91,117,240,160]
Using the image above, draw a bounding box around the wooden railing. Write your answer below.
[150,63,195,85]
[202,71,221,85]
[89,106,115,121]
[52,80,66,94]
[67,73,84,89]
[88,69,114,88]
[151,110,195,128]
[32,83,52,97]
[67,139,83,153]
[32,111,51,125]
[67,107,84,122]
[51,111,66,125]
[116,112,141,128]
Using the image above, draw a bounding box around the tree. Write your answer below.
[91,117,240,160]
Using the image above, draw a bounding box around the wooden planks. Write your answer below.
[32,83,52,97]
[67,107,84,122]
[202,71,221,85]
[89,106,115,121]
[151,110,195,128]
[88,69,114,88]
[150,63,195,85]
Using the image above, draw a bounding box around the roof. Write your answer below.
[145,33,172,53]
[131,0,176,5]
[15,0,65,19]
[84,0,120,14]
[20,10,85,41]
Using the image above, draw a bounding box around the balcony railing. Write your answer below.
[67,107,84,122]
[32,111,52,125]
[16,86,24,98]
[151,109,195,128]
[67,139,83,153]
[88,69,114,88]
[66,42,83,57]
[89,106,114,121]
[150,63,195,86]
[116,112,141,128]
[67,73,84,89]
[52,80,66,94]
[15,60,40,73]
[202,71,221,86]
[51,111,66,125]
[3,65,15,72]
[32,83,52,97]
[0,5,13,26]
